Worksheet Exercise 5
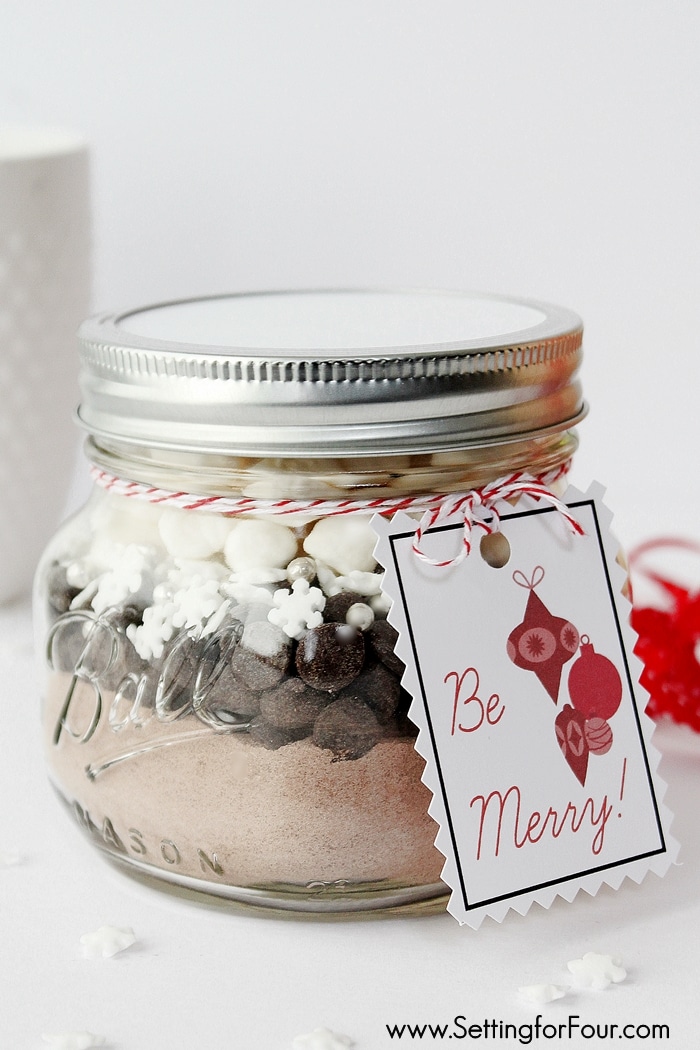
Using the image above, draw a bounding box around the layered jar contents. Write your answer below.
[36,440,574,911]
[35,288,587,913]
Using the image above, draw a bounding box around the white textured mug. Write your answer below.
[0,127,90,603]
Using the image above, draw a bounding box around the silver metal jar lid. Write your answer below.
[77,289,586,457]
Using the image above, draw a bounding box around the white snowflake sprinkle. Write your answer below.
[315,562,342,597]
[80,924,136,959]
[567,952,626,990]
[334,570,384,596]
[292,1028,355,1050]
[68,580,99,610]
[91,544,156,614]
[0,847,21,866]
[42,1032,106,1049]
[268,579,326,640]
[201,598,234,637]
[126,600,177,661]
[221,578,276,606]
[518,984,567,1004]
[149,560,227,607]
[171,576,227,631]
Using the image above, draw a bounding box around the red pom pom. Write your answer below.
[629,539,700,732]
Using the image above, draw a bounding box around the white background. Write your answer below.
[2,0,700,545]
[2,3,700,1047]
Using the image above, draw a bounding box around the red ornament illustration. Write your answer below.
[507,566,580,703]
[584,716,613,755]
[555,704,589,785]
[560,635,623,783]
[567,635,623,720]
[507,570,625,786]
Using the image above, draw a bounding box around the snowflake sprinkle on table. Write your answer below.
[41,1033,106,1049]
[518,984,567,1004]
[268,579,326,640]
[567,952,626,990]
[291,1027,355,1050]
[80,924,136,959]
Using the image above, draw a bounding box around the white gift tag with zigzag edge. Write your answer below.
[372,482,676,928]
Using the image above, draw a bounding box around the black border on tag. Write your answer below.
[388,498,667,912]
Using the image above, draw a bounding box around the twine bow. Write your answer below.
[411,470,585,567]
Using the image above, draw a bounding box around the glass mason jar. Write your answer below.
[35,289,586,915]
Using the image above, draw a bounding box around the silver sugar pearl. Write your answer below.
[286,556,317,584]
[345,602,375,631]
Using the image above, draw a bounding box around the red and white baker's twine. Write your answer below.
[90,460,582,567]
[409,464,583,566]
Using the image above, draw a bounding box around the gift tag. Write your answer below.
[372,482,677,928]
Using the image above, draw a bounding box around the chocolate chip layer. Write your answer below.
[295,622,365,692]
[312,695,384,760]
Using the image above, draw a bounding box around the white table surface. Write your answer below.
[2,596,698,1049]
